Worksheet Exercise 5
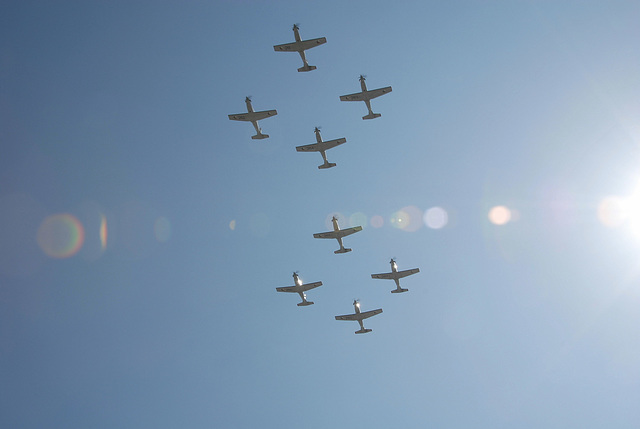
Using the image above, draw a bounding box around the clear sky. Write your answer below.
[2,1,640,428]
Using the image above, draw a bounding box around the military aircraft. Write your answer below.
[313,216,362,254]
[276,272,322,306]
[296,127,347,169]
[228,97,277,140]
[371,258,420,293]
[335,300,383,334]
[339,75,392,120]
[273,24,327,72]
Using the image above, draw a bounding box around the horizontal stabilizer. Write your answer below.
[298,65,317,72]
[334,248,352,254]
[355,328,372,334]
[318,162,336,169]
[391,288,408,294]
[363,113,381,120]
[252,133,269,140]
[297,301,314,306]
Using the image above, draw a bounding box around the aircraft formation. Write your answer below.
[229,24,416,334]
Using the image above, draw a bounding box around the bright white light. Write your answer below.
[488,206,511,225]
[424,206,448,229]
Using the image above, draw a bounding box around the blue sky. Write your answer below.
[2,1,640,428]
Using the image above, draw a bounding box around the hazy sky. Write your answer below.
[2,1,640,428]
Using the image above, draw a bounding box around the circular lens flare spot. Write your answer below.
[390,210,409,229]
[424,206,448,229]
[154,217,171,242]
[229,220,236,230]
[370,215,384,228]
[37,214,85,258]
[489,206,511,225]
[349,212,367,229]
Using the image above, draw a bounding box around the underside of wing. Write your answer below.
[300,281,322,291]
[318,137,346,151]
[276,285,299,293]
[299,37,327,50]
[360,308,383,319]
[339,92,366,102]
[396,268,420,278]
[371,272,395,280]
[366,86,393,100]
[335,313,358,321]
[313,231,339,239]
[296,142,320,152]
[339,226,363,237]
[273,42,298,52]
[297,137,346,153]
[228,110,277,122]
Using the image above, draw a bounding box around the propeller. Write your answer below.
[293,23,300,30]
[245,95,252,102]
[359,74,367,81]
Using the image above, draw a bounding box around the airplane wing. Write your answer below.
[228,110,278,122]
[396,268,420,278]
[371,268,419,280]
[274,37,326,52]
[339,226,363,237]
[359,308,383,319]
[371,272,395,280]
[276,281,322,293]
[335,308,382,321]
[335,313,358,321]
[339,92,367,102]
[276,285,299,293]
[299,281,322,292]
[296,138,346,153]
[313,226,362,240]
[313,231,339,239]
[365,86,392,100]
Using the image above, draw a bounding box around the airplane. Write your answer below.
[275,272,322,306]
[296,127,346,169]
[313,216,362,254]
[335,300,383,334]
[273,24,327,72]
[228,97,277,140]
[339,75,392,120]
[371,258,420,293]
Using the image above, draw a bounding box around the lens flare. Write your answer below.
[229,219,236,230]
[37,214,85,258]
[424,206,448,229]
[390,206,423,232]
[488,206,511,225]
[349,212,367,229]
[370,215,384,228]
[99,215,108,249]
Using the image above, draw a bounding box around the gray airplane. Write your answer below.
[276,272,322,307]
[296,127,346,169]
[228,97,277,140]
[273,24,327,72]
[313,216,362,254]
[335,300,383,334]
[339,75,392,120]
[371,258,420,293]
